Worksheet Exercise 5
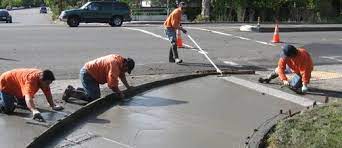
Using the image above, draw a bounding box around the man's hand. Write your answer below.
[301,85,308,93]
[282,80,290,86]
[32,110,45,122]
[181,28,187,34]
[51,105,64,111]
[118,92,125,99]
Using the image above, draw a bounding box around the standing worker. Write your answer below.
[164,1,187,64]
[62,54,135,102]
[259,44,314,94]
[0,68,64,121]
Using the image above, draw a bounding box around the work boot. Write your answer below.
[62,85,75,102]
[258,71,278,83]
[175,58,183,64]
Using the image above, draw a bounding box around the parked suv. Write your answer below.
[59,1,131,27]
[0,9,12,23]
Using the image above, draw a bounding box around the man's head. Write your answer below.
[281,44,298,58]
[123,58,135,74]
[40,69,55,87]
[178,2,186,11]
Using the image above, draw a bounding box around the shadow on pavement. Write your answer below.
[87,117,111,124]
[120,95,188,107]
[0,57,19,62]
[307,88,342,99]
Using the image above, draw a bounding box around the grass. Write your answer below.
[266,101,342,148]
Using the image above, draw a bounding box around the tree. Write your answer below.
[201,0,210,20]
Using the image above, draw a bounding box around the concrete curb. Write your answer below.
[26,70,255,148]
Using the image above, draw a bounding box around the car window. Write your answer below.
[0,10,9,15]
[113,3,128,9]
[88,3,101,11]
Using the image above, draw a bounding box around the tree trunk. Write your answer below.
[201,0,210,19]
[236,6,246,22]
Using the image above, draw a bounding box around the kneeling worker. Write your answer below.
[62,54,135,102]
[259,44,314,94]
[0,68,64,121]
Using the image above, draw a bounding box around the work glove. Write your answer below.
[32,110,45,122]
[282,80,290,86]
[301,85,308,94]
[181,29,187,34]
[52,105,64,111]
[118,92,125,99]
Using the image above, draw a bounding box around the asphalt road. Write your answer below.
[0,8,342,147]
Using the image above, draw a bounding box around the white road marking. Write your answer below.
[255,41,269,45]
[102,137,133,148]
[223,61,243,67]
[123,27,207,54]
[188,27,276,47]
[222,76,321,107]
[320,56,342,62]
[235,36,251,41]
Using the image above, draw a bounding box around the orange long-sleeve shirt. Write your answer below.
[164,8,182,30]
[84,54,125,90]
[0,68,52,99]
[277,48,314,85]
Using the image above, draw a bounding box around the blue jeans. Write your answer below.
[276,65,302,89]
[80,68,101,101]
[165,28,176,44]
[0,91,15,114]
[165,28,179,60]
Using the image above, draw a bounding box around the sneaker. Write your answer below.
[175,58,183,64]
[169,59,175,63]
[62,85,75,102]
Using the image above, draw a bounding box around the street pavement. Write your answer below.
[0,8,342,147]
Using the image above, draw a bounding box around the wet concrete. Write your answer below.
[50,76,303,148]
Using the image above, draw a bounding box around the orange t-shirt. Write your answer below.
[164,8,182,29]
[277,48,314,85]
[0,68,52,99]
[84,54,125,90]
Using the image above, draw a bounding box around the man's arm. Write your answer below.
[277,58,288,81]
[119,72,130,89]
[25,94,37,112]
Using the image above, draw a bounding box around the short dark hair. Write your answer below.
[42,70,55,81]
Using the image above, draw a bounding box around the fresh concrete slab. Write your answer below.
[50,76,303,148]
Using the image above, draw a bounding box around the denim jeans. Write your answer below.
[165,28,179,60]
[80,67,101,101]
[0,91,15,114]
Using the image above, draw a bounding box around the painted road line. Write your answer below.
[222,76,321,107]
[102,137,133,148]
[123,27,200,52]
[235,36,251,41]
[223,61,243,67]
[188,27,276,47]
[320,56,342,62]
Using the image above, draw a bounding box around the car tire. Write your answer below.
[110,16,123,27]
[67,16,80,27]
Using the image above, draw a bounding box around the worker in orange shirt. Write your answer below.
[0,69,64,121]
[164,2,187,64]
[62,54,135,102]
[259,44,314,94]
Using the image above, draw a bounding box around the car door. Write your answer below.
[82,3,100,22]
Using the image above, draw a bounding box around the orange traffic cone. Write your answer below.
[272,23,280,43]
[176,29,183,48]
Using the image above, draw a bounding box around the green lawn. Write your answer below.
[266,101,342,148]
